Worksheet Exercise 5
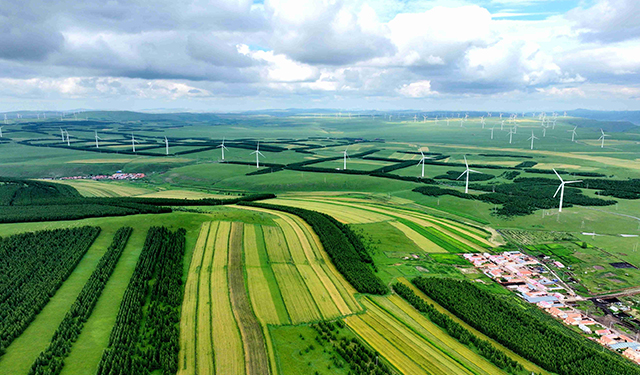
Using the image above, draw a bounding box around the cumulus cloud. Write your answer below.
[568,0,640,43]
[0,0,638,109]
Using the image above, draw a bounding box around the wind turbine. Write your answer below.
[131,133,140,152]
[507,127,514,144]
[446,118,450,126]
[598,129,609,148]
[528,130,539,150]
[60,128,65,142]
[65,130,70,146]
[457,155,481,194]
[490,126,494,140]
[342,147,350,170]
[413,114,418,122]
[251,142,265,168]
[423,115,427,123]
[569,126,577,142]
[417,148,433,178]
[541,123,548,137]
[94,130,101,148]
[480,116,485,129]
[435,116,439,125]
[553,169,581,213]
[164,136,169,155]
[217,137,229,160]
[3,114,7,124]
[500,120,504,130]
[0,126,3,138]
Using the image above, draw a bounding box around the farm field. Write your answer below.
[1,111,639,374]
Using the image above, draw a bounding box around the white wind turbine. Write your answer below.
[446,118,450,126]
[480,116,485,129]
[94,130,101,148]
[435,116,439,125]
[251,142,265,168]
[500,120,505,130]
[490,126,494,140]
[528,130,539,150]
[3,114,7,124]
[131,133,140,152]
[217,137,229,160]
[598,129,609,148]
[417,148,433,178]
[413,114,418,122]
[457,155,481,194]
[541,123,548,137]
[164,136,170,155]
[65,130,71,146]
[342,147,350,170]
[507,127,514,144]
[0,126,3,138]
[423,115,427,123]
[60,128,65,142]
[569,126,577,142]
[553,169,581,213]
[460,118,464,127]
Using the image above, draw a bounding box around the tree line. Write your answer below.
[28,227,133,375]
[96,226,186,375]
[412,277,640,375]
[391,282,522,374]
[239,201,388,294]
[0,226,101,355]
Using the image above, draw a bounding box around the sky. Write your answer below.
[1,0,639,112]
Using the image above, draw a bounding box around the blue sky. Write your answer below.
[0,0,638,112]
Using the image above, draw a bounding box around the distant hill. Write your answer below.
[566,109,640,128]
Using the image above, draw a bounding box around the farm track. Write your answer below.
[228,222,271,375]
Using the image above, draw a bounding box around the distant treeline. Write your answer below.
[239,201,387,294]
[0,177,275,223]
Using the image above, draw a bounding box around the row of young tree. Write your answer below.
[239,201,388,294]
[412,277,640,375]
[0,177,80,205]
[413,177,615,217]
[28,227,133,375]
[311,320,394,375]
[96,226,186,375]
[0,226,101,355]
[391,282,523,374]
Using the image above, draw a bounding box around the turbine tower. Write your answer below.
[60,128,65,142]
[3,114,7,124]
[95,130,101,148]
[217,137,229,160]
[417,148,433,178]
[528,130,539,150]
[569,126,577,142]
[598,129,609,148]
[164,136,170,155]
[131,133,140,152]
[490,126,494,140]
[65,130,70,146]
[251,142,265,168]
[553,169,581,213]
[507,127,514,144]
[456,155,481,194]
[342,147,350,170]
[0,126,3,138]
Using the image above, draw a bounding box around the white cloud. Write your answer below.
[398,80,438,97]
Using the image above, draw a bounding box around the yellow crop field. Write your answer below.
[396,278,550,375]
[271,264,321,324]
[388,220,445,253]
[48,179,154,197]
[177,221,211,375]
[210,221,245,375]
[262,225,292,263]
[243,224,261,267]
[370,295,506,375]
[269,198,390,223]
[246,267,282,324]
[196,221,219,375]
[273,218,307,264]
[136,189,232,199]
[296,264,341,319]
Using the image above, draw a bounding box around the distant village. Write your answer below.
[464,251,640,364]
[46,172,146,181]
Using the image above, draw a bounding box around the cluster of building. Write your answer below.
[464,251,640,364]
[53,172,145,181]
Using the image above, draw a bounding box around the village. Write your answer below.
[47,172,146,181]
[464,251,640,364]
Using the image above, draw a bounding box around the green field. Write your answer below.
[1,112,639,375]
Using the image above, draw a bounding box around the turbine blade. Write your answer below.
[464,155,468,168]
[552,168,563,182]
[553,183,563,198]
[468,169,481,174]
[564,180,582,184]
[456,171,467,180]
